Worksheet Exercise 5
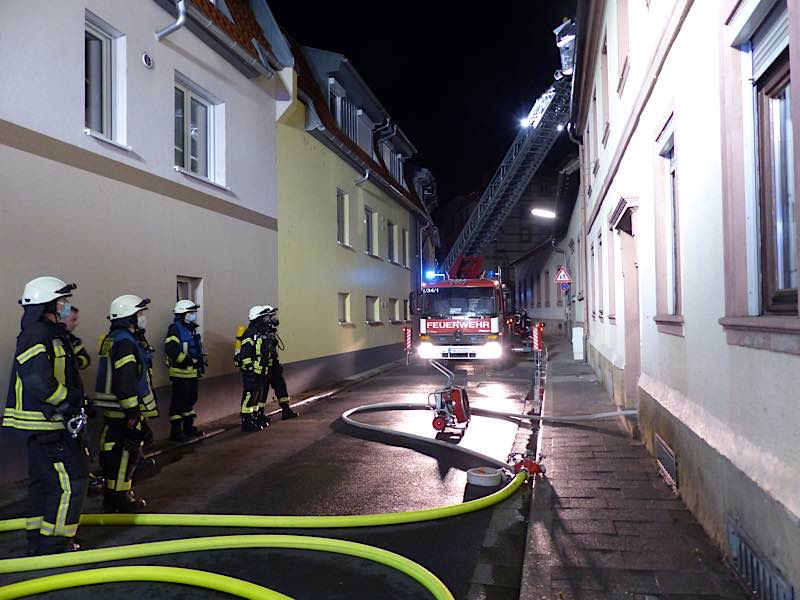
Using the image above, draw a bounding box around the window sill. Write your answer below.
[337,241,355,252]
[592,160,600,176]
[719,315,800,355]
[601,122,610,146]
[389,319,404,325]
[654,314,684,337]
[337,321,356,328]
[175,166,230,192]
[84,129,132,152]
[617,55,630,96]
[608,314,617,324]
[365,252,383,261]
[365,320,384,326]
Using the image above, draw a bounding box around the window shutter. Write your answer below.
[752,2,788,81]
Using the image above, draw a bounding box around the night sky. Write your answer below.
[269,0,577,205]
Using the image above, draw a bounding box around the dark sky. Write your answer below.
[269,1,577,203]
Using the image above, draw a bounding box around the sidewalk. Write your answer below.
[520,338,747,600]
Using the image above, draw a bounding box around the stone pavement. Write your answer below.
[520,338,748,600]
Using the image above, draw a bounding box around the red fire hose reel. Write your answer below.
[427,360,471,432]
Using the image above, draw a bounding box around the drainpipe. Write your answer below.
[354,170,370,186]
[155,0,187,41]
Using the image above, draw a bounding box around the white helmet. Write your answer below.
[174,299,200,314]
[263,305,277,316]
[109,295,150,320]
[19,277,76,306]
[248,305,269,321]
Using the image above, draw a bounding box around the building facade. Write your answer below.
[275,45,435,391]
[567,0,800,590]
[0,0,292,483]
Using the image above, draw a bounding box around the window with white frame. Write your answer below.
[174,76,222,182]
[338,96,358,141]
[85,14,125,142]
[337,292,350,323]
[402,229,410,266]
[336,188,349,245]
[177,276,203,333]
[357,110,373,155]
[389,298,400,322]
[365,207,378,255]
[387,221,396,262]
[660,135,681,316]
[403,298,410,321]
[365,295,380,323]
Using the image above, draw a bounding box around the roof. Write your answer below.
[291,39,427,216]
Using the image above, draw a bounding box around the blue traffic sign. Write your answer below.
[560,282,570,291]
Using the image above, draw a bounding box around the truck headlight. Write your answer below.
[485,341,502,359]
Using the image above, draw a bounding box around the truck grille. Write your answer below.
[431,334,487,345]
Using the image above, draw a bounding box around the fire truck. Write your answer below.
[414,275,510,361]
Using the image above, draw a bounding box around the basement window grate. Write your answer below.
[654,433,677,488]
[729,526,794,600]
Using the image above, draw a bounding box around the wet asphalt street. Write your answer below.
[0,356,536,599]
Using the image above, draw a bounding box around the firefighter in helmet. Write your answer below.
[237,305,297,432]
[94,294,158,512]
[164,300,205,442]
[2,277,89,555]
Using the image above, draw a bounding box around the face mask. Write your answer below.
[185,313,197,323]
[137,315,147,330]
[58,302,72,321]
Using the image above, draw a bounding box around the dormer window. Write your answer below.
[327,77,357,142]
[357,110,373,155]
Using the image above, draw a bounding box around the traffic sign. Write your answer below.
[554,266,572,284]
[560,282,570,291]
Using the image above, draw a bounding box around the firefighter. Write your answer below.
[93,294,158,512]
[2,277,89,555]
[259,305,298,421]
[62,307,90,370]
[237,305,269,432]
[164,300,205,442]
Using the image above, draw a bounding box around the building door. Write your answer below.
[613,200,640,409]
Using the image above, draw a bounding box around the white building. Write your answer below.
[528,0,799,592]
[0,0,292,483]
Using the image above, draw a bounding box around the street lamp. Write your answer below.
[531,208,557,219]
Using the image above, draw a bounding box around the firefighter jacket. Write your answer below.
[94,326,158,419]
[68,332,91,370]
[3,309,85,438]
[164,319,204,379]
[237,324,276,375]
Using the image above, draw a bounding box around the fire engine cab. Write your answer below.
[415,277,509,361]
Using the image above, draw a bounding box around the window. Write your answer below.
[337,293,351,324]
[336,189,349,245]
[357,110,373,155]
[597,234,604,317]
[590,243,596,318]
[662,141,680,316]
[536,273,542,308]
[757,51,796,313]
[174,76,222,182]
[85,14,124,143]
[366,295,380,323]
[402,299,410,321]
[365,207,378,255]
[607,229,617,321]
[387,221,396,262]
[389,298,400,322]
[339,96,358,141]
[402,229,410,266]
[545,270,551,307]
[600,35,610,145]
[616,0,630,94]
[85,24,112,136]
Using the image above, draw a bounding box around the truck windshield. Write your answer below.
[422,287,496,318]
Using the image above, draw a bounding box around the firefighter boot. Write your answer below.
[183,416,203,438]
[103,490,147,513]
[280,401,298,420]
[255,409,271,428]
[241,413,262,433]
[34,535,81,556]
[169,419,188,442]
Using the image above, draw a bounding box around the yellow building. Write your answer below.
[276,46,435,392]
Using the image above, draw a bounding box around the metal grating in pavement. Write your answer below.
[654,433,678,488]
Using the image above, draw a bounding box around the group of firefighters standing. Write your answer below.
[2,276,297,556]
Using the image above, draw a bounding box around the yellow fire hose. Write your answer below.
[0,399,533,599]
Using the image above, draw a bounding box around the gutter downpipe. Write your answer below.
[155,0,187,41]
[354,170,370,186]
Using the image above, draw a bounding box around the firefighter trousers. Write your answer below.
[240,371,263,415]
[26,431,89,554]
[261,361,289,407]
[99,418,142,492]
[169,377,199,422]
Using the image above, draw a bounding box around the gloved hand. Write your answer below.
[53,400,79,421]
